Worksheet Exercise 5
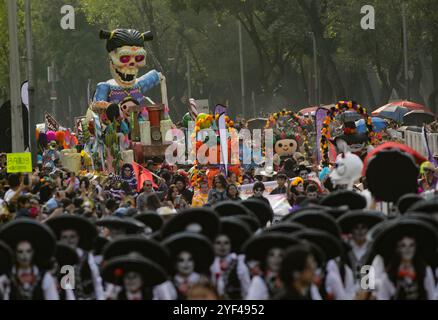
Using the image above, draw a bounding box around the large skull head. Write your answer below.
[110,46,147,88]
[100,29,153,88]
[330,152,364,190]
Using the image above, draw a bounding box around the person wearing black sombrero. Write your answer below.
[162,232,215,300]
[294,228,355,300]
[243,232,299,300]
[101,235,176,300]
[337,210,385,286]
[369,218,437,300]
[274,244,319,300]
[0,219,59,300]
[134,211,164,238]
[0,240,13,300]
[96,215,145,240]
[160,208,220,242]
[46,214,104,300]
[210,217,252,300]
[50,243,79,300]
[102,253,168,300]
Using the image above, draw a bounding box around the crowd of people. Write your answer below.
[0,136,437,301]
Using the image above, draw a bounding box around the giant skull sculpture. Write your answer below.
[93,29,162,115]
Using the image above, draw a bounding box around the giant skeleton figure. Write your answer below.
[93,29,168,121]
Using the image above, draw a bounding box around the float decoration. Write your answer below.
[320,101,377,167]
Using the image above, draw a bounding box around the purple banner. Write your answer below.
[315,108,329,164]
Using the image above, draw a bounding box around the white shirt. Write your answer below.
[76,248,105,300]
[210,253,251,298]
[325,260,355,300]
[4,189,17,204]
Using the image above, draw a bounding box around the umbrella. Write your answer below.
[402,110,435,126]
[298,105,332,116]
[372,100,432,122]
[355,117,388,133]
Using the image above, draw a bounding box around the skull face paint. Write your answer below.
[16,241,34,268]
[397,237,416,262]
[109,46,147,88]
[176,251,195,276]
[123,271,144,294]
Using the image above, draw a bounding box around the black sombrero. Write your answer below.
[234,214,261,233]
[408,199,438,215]
[218,217,252,254]
[213,201,252,217]
[241,199,274,227]
[101,253,167,287]
[320,190,367,210]
[162,232,214,275]
[264,222,305,235]
[293,229,343,260]
[161,208,220,241]
[285,210,341,237]
[396,194,423,214]
[370,218,438,262]
[135,211,164,232]
[242,232,299,263]
[96,216,145,234]
[0,219,56,266]
[0,240,13,275]
[403,212,438,231]
[102,235,170,272]
[55,243,79,267]
[337,210,386,234]
[46,214,98,251]
[365,149,419,203]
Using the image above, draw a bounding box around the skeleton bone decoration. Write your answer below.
[93,29,169,121]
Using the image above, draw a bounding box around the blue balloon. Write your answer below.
[356,117,387,133]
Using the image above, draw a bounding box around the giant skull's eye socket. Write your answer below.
[135,55,145,63]
[120,56,131,64]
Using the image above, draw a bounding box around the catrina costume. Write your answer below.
[294,227,355,300]
[210,217,252,300]
[46,214,104,300]
[52,243,79,300]
[101,253,167,300]
[0,241,13,300]
[162,232,215,300]
[337,210,386,284]
[102,236,175,300]
[369,218,438,300]
[0,219,58,300]
[244,232,299,300]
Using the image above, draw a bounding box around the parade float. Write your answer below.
[320,101,378,166]
[265,110,312,166]
[188,106,241,188]
[78,28,174,173]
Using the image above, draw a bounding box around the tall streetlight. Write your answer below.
[7,0,24,153]
[402,2,410,100]
[186,54,192,99]
[238,21,246,117]
[25,0,38,162]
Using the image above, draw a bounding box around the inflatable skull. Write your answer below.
[330,152,364,190]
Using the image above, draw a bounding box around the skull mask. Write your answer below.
[330,152,364,190]
[100,29,153,88]
[109,46,147,88]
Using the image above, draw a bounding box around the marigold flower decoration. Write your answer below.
[320,101,376,166]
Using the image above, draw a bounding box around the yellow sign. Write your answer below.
[7,153,32,173]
